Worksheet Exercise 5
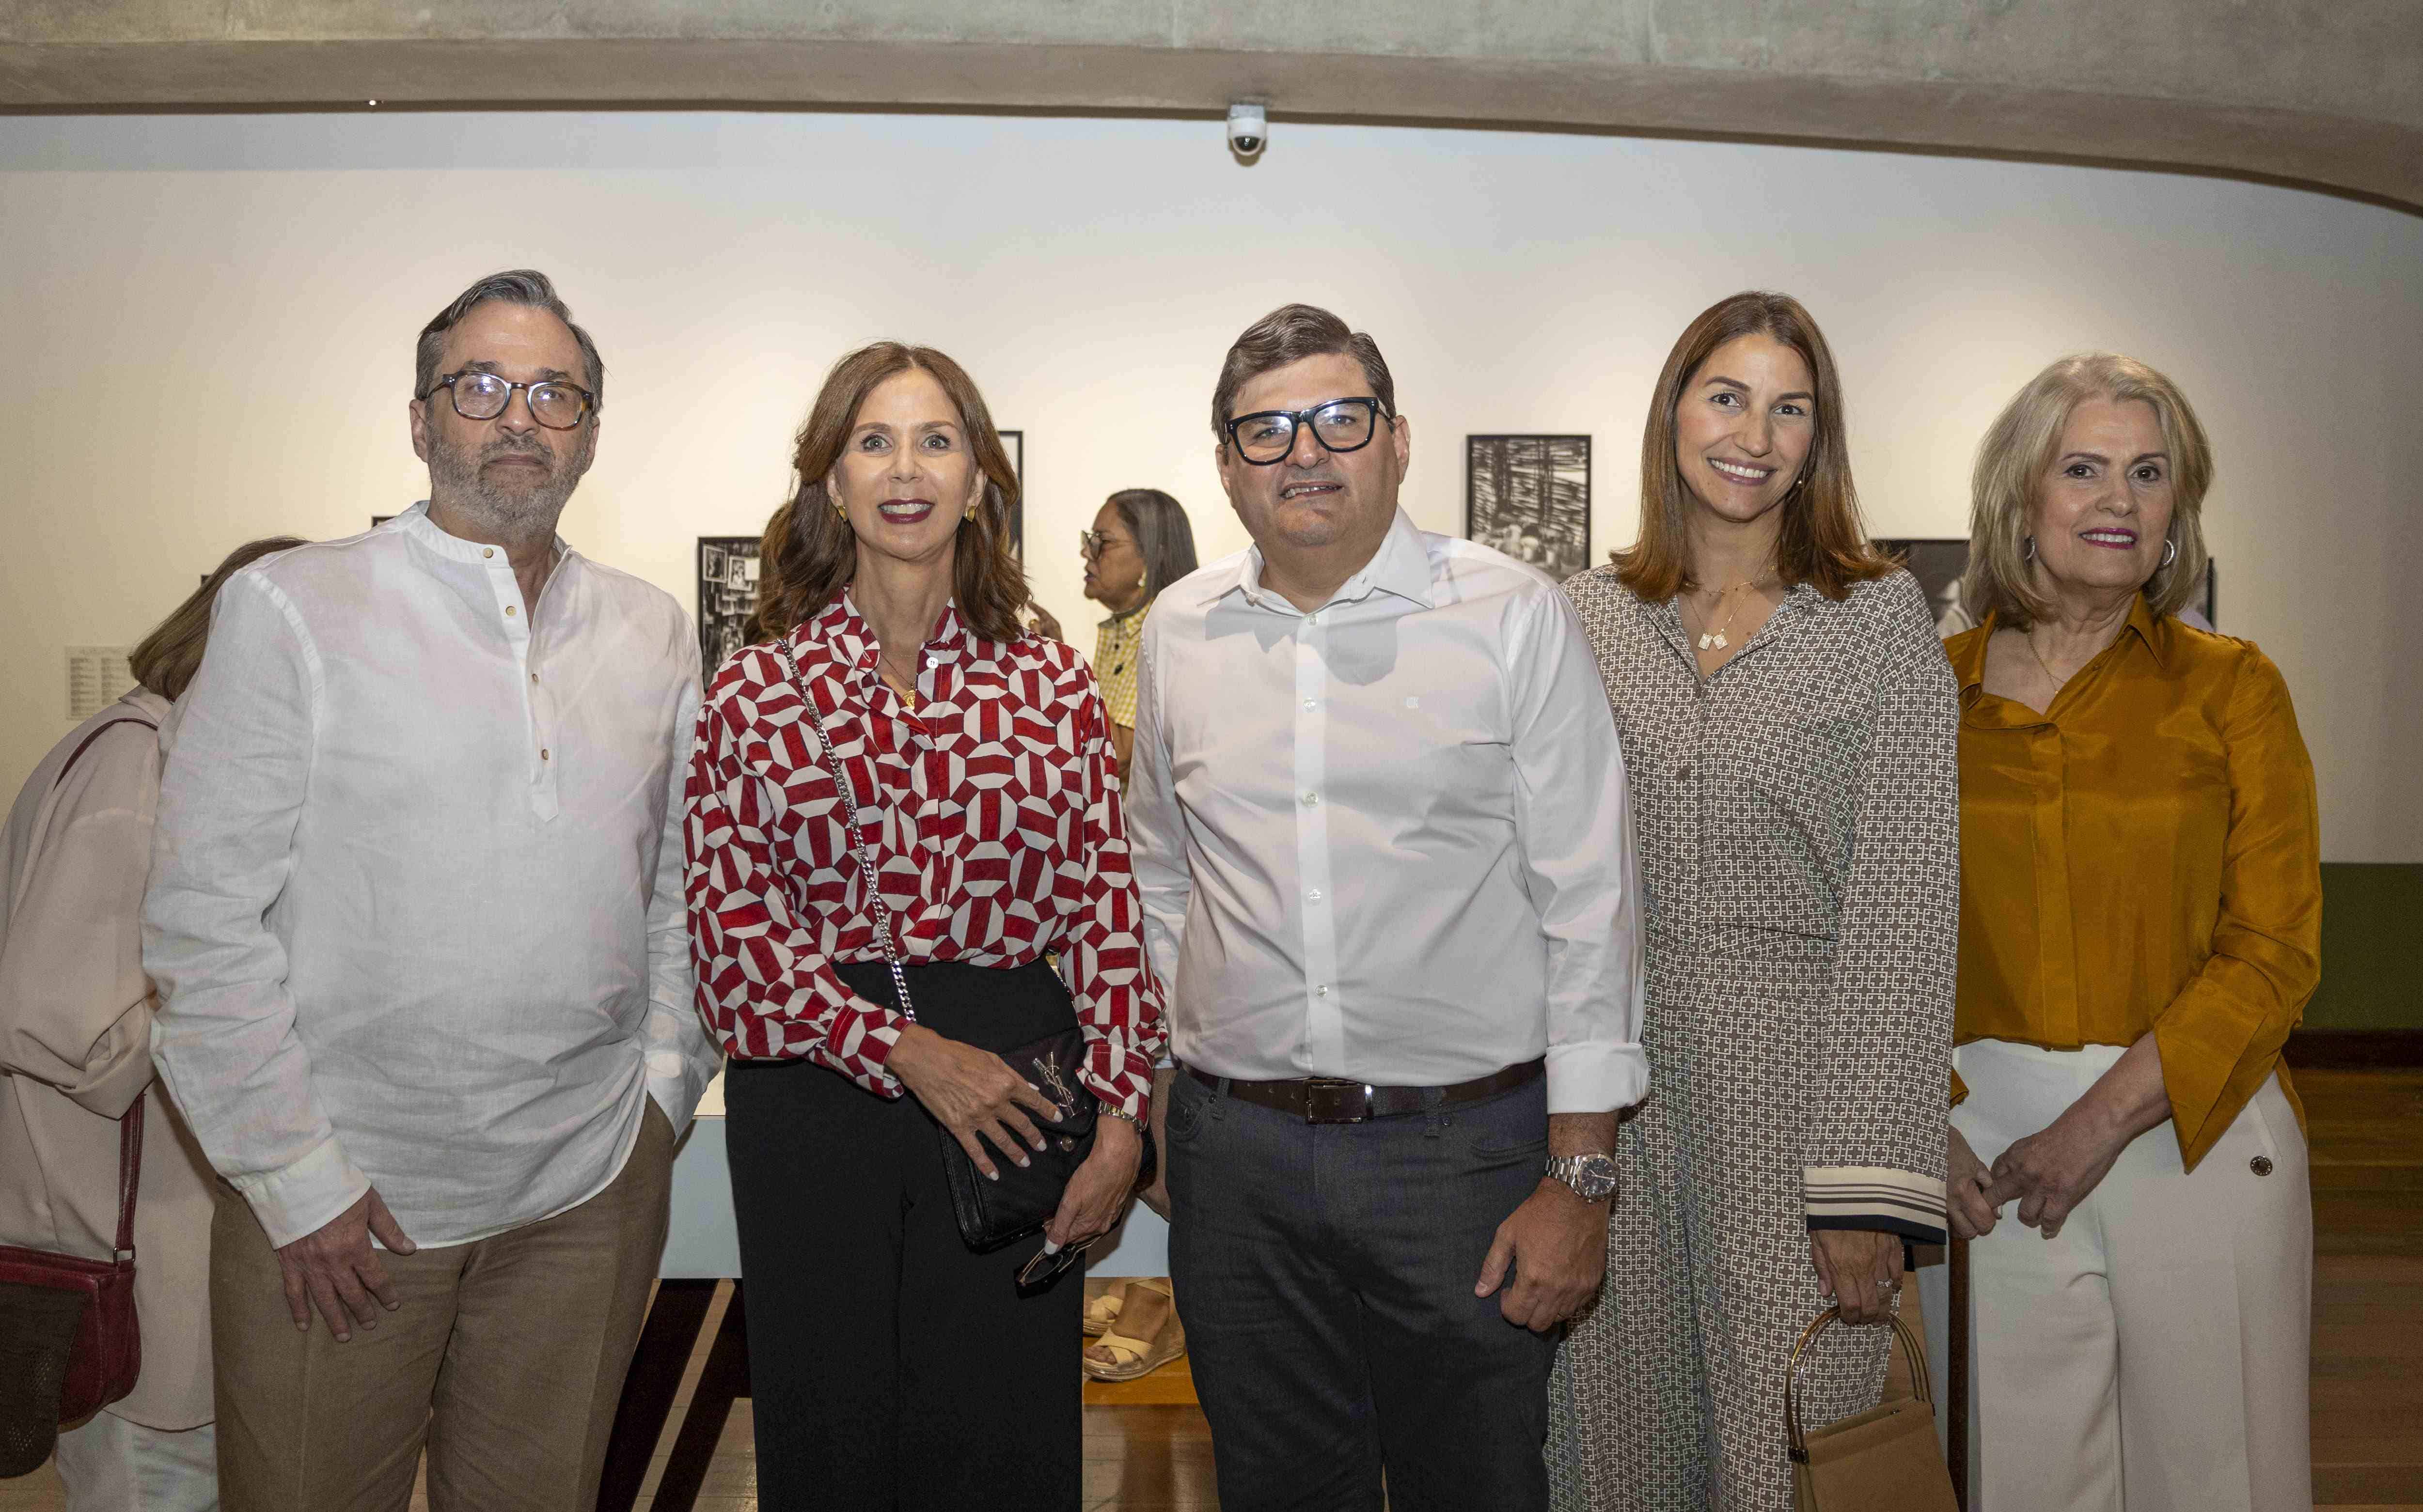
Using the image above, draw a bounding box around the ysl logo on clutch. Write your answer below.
[1030,1056,1076,1124]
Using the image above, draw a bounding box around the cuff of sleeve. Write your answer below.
[1544,1041,1649,1116]
[2150,1010,2268,1173]
[1949,1064,1969,1109]
[1083,1044,1157,1122]
[232,1136,374,1250]
[1804,1165,1946,1246]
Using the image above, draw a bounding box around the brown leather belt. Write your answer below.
[1182,1058,1544,1124]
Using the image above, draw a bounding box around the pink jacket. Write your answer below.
[0,691,215,1430]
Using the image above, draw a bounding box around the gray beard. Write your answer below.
[425,431,590,537]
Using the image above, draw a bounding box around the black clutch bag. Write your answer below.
[779,641,1153,1255]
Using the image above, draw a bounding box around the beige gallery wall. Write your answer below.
[1,109,2416,860]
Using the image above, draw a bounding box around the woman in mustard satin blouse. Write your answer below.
[1942,353,2321,1511]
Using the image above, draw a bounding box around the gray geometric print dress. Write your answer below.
[1547,566,1958,1511]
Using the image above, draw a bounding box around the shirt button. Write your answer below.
[505,605,517,617]
[1303,698,1317,711]
[2250,1155,2274,1177]
[540,748,551,761]
[1307,889,1322,902]
[1316,985,1330,997]
[530,672,539,684]
[1301,792,1320,807]
[483,547,494,559]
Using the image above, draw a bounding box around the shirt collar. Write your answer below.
[799,590,974,667]
[1098,599,1152,632]
[1957,592,2169,693]
[1206,509,1437,613]
[391,499,573,570]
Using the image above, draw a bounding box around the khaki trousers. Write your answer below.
[209,1102,674,1512]
[1950,1040,2311,1512]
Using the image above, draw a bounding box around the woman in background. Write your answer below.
[1549,291,1958,1511]
[0,536,303,1512]
[1079,488,1198,784]
[1943,353,2318,1510]
[686,343,1163,1509]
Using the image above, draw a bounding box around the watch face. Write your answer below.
[1556,1153,1621,1200]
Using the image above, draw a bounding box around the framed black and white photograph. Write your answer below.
[1465,435,1591,580]
[1874,537,2216,637]
[696,535,762,678]
[999,427,1024,560]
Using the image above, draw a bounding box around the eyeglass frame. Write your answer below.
[419,368,599,430]
[1221,396,1394,466]
[1077,527,1138,559]
[1014,1233,1097,1289]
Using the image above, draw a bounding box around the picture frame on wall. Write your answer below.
[1873,538,2216,637]
[695,535,762,679]
[999,428,1024,560]
[1465,435,1591,581]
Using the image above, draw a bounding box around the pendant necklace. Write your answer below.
[1694,580,1759,651]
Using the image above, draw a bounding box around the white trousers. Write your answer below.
[50,1410,219,1512]
[1940,1039,2312,1512]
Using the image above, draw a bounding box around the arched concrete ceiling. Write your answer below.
[5,1,2420,214]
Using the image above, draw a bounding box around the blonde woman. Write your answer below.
[0,537,300,1510]
[1943,354,2318,1509]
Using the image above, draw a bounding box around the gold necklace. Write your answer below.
[2020,631,2068,698]
[1691,580,1761,651]
[880,665,920,711]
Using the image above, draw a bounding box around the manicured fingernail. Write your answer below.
[1017,1157,1031,1168]
[1041,1241,1062,1255]
[986,1169,999,1182]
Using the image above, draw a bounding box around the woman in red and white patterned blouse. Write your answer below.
[684,343,1165,1510]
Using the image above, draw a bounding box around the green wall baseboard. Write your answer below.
[2308,863,2423,1031]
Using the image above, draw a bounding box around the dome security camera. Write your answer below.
[1227,103,1267,158]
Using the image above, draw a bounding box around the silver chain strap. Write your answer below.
[777,638,916,1024]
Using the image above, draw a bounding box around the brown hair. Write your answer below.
[750,343,1029,646]
[129,535,310,701]
[1613,291,1895,602]
[415,268,604,409]
[1210,304,1397,444]
[1962,352,2214,630]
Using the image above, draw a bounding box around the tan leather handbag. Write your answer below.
[1786,1305,1958,1512]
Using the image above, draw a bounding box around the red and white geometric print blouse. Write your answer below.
[683,594,1165,1119]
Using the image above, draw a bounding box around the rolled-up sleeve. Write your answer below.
[1515,588,1648,1115]
[143,572,369,1249]
[1803,583,1959,1244]
[2152,650,2321,1170]
[1059,673,1165,1120]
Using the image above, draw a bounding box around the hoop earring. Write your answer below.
[2022,535,2037,561]
[2159,537,2177,569]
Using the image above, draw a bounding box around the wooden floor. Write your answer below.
[4,1069,2415,1511]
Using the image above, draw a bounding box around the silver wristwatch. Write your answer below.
[1545,1151,1621,1203]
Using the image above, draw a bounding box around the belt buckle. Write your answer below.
[1302,1077,1373,1124]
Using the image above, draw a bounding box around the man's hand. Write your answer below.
[1809,1228,1903,1326]
[276,1187,416,1342]
[1475,1181,1608,1332]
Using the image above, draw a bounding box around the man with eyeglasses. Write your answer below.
[144,270,718,1511]
[1122,303,1647,1510]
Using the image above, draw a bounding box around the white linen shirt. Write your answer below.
[143,504,720,1250]
[1125,509,1648,1114]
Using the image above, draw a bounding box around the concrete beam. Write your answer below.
[5,2,2419,213]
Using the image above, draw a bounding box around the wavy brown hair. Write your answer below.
[128,535,310,701]
[750,343,1029,646]
[1613,291,1895,602]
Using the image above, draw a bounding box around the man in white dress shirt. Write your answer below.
[143,270,719,1512]
[1124,304,1647,1511]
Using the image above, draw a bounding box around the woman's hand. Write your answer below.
[1985,1032,2170,1240]
[887,1025,1063,1179]
[1947,1126,1999,1241]
[1809,1229,1904,1326]
[1984,1105,2130,1241]
[1045,1115,1144,1251]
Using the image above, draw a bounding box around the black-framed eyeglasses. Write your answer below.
[1077,528,1133,559]
[421,369,598,430]
[1224,397,1391,466]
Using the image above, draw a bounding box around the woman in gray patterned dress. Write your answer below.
[1547,291,1959,1510]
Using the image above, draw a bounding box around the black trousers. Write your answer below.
[724,961,1083,1512]
[1166,1066,1560,1512]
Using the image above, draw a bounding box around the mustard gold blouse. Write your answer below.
[1093,600,1149,730]
[1947,597,2322,1171]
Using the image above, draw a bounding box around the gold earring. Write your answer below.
[832,501,846,519]
[965,501,979,522]
[1137,570,1149,591]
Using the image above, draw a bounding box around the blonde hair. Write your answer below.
[128,536,308,700]
[1962,353,2213,629]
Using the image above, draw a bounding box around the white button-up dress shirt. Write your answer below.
[1125,509,1648,1114]
[143,504,720,1249]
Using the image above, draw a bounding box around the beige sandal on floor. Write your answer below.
[1082,1278,1184,1382]
[1083,1279,1129,1339]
